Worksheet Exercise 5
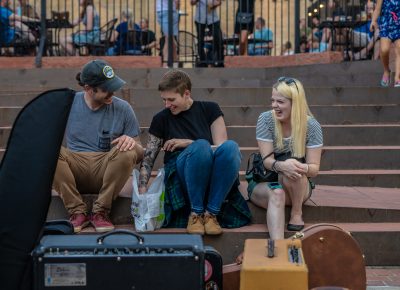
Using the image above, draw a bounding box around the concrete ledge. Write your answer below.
[0,56,162,69]
[224,51,343,68]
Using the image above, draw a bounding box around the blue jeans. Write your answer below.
[176,139,241,215]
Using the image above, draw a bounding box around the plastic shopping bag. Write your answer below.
[131,168,165,232]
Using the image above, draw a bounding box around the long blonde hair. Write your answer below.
[121,9,135,30]
[272,78,312,158]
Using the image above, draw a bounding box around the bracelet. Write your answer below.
[272,160,279,173]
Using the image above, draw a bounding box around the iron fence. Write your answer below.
[0,0,375,67]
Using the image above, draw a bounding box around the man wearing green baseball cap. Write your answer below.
[53,59,144,233]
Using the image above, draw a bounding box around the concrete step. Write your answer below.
[313,170,400,188]
[133,105,400,127]
[2,146,400,172]
[1,87,399,107]
[0,61,384,89]
[3,124,400,149]
[0,104,394,127]
[47,184,400,265]
[71,222,400,266]
[4,104,398,127]
[47,185,400,226]
[137,124,400,147]
[146,147,400,171]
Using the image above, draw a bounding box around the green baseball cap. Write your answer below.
[80,59,126,92]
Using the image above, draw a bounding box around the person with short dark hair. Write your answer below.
[139,18,157,55]
[138,70,251,236]
[52,59,144,233]
[248,16,273,56]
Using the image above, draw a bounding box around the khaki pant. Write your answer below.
[53,146,139,215]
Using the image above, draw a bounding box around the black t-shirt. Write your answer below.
[141,30,156,55]
[149,101,223,162]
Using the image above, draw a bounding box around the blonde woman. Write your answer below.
[247,77,323,239]
[106,9,141,55]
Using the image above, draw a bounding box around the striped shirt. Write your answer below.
[256,110,323,155]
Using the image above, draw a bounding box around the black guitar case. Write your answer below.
[0,88,75,290]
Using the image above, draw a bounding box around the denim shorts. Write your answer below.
[157,10,179,36]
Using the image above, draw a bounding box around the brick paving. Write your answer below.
[367,267,400,289]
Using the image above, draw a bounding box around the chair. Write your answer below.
[76,18,118,56]
[177,30,199,66]
[0,88,75,289]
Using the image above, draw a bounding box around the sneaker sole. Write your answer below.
[186,229,205,235]
[205,229,223,235]
[93,226,115,233]
[73,220,90,233]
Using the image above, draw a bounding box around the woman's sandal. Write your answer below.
[380,72,391,87]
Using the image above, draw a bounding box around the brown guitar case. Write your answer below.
[294,223,366,290]
[223,224,366,290]
[223,263,241,290]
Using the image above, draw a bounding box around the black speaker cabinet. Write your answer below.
[32,230,210,290]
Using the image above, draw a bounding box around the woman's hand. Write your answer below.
[278,159,308,180]
[163,139,193,152]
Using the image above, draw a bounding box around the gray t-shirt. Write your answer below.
[256,110,323,155]
[66,92,140,152]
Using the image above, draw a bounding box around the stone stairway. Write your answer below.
[0,60,399,270]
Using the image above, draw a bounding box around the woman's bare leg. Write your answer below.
[250,183,286,239]
[281,175,309,226]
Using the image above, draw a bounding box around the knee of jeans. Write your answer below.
[217,140,240,158]
[191,139,212,150]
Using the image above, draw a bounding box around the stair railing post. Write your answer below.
[294,0,300,53]
[35,0,47,68]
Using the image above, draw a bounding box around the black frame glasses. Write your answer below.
[278,77,299,93]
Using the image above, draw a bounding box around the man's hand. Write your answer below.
[162,139,193,152]
[111,135,137,151]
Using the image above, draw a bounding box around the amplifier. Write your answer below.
[32,230,208,290]
[240,239,308,290]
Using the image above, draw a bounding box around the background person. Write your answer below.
[190,0,224,67]
[139,18,157,55]
[246,77,323,239]
[157,0,180,66]
[106,9,141,56]
[52,59,144,233]
[59,0,100,56]
[0,0,39,55]
[370,0,400,87]
[138,70,251,236]
[234,0,255,55]
[248,16,273,56]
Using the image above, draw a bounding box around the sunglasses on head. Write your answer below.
[278,77,299,92]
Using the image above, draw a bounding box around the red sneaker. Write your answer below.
[69,213,90,233]
[91,212,115,232]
